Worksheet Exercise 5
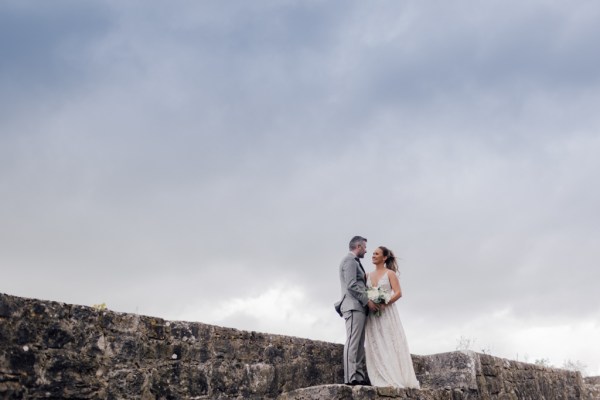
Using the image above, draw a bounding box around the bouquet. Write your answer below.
[366,287,391,316]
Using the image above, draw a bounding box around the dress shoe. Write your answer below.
[347,380,370,386]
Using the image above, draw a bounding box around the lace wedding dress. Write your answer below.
[365,272,420,388]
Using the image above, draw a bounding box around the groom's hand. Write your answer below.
[367,300,379,312]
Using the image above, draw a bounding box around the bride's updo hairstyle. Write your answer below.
[379,246,398,273]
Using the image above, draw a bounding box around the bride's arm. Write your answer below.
[386,271,403,305]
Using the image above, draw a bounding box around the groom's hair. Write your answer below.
[349,236,367,250]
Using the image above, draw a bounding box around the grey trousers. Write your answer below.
[343,309,367,384]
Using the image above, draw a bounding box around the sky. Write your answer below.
[1,0,599,376]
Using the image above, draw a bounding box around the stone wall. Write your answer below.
[585,377,600,400]
[0,292,596,399]
[0,292,342,399]
[476,352,584,400]
[414,351,587,400]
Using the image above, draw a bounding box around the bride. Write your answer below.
[365,246,420,388]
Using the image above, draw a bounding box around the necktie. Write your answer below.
[355,257,365,274]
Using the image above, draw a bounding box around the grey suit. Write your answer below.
[335,253,369,384]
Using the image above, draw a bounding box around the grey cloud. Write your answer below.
[1,0,599,374]
[327,2,600,119]
[0,1,112,121]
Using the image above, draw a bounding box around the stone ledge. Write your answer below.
[277,384,478,400]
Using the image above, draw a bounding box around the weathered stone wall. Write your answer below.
[585,377,600,400]
[413,351,589,400]
[476,353,584,400]
[0,293,342,399]
[0,292,596,399]
[412,351,479,391]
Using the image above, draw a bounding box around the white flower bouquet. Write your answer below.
[366,287,391,316]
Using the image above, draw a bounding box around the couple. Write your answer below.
[335,236,420,388]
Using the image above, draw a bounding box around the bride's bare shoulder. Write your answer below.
[386,269,399,281]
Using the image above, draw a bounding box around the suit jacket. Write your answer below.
[335,253,369,316]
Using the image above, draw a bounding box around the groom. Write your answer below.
[335,236,379,386]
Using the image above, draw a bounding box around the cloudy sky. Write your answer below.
[1,0,599,376]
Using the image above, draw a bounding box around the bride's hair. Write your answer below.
[379,246,398,273]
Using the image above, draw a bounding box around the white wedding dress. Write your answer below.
[365,272,420,388]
